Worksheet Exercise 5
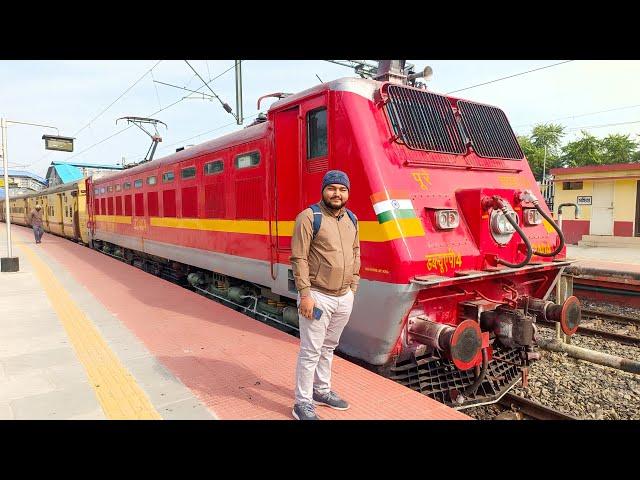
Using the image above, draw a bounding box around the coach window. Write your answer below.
[134,179,143,188]
[124,182,131,190]
[307,107,328,159]
[100,187,106,194]
[234,152,260,169]
[147,175,157,185]
[204,160,223,175]
[162,171,174,183]
[115,184,122,192]
[181,166,196,179]
[107,185,113,193]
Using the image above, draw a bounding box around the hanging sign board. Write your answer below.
[577,196,592,205]
[42,135,74,152]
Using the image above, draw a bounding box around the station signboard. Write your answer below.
[577,196,592,205]
[42,135,74,152]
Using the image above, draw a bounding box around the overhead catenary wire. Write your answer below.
[513,103,640,129]
[67,61,241,164]
[184,60,236,117]
[27,60,163,169]
[446,60,574,94]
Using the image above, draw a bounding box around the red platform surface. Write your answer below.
[14,226,467,420]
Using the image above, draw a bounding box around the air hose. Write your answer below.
[461,347,489,397]
[494,198,533,269]
[531,199,565,257]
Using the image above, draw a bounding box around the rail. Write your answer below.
[498,393,578,420]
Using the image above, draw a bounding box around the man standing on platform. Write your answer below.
[290,170,360,420]
[28,204,44,244]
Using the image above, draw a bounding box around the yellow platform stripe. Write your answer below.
[17,243,162,420]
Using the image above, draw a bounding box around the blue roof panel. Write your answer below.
[54,164,83,183]
[0,169,47,184]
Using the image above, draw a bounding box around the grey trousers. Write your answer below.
[33,225,44,242]
[294,289,354,404]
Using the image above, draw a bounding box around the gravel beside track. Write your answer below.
[468,300,640,420]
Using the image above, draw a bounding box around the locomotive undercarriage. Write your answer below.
[90,238,579,410]
[388,344,524,409]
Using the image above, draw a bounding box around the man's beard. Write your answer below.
[322,197,345,211]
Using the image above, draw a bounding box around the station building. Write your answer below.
[550,163,640,244]
[0,169,48,196]
[45,161,123,187]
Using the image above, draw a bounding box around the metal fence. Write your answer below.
[540,177,555,212]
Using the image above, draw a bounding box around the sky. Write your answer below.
[1,60,640,178]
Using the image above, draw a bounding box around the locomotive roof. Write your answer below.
[94,77,455,185]
[97,121,269,183]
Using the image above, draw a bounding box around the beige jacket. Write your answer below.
[290,201,360,297]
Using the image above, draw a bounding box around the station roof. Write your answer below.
[48,163,84,184]
[551,163,640,176]
[51,161,123,170]
[0,169,47,184]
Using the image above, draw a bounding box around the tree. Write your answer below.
[531,123,565,155]
[560,130,604,167]
[601,133,638,164]
[518,123,565,180]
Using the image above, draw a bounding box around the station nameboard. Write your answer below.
[42,135,74,152]
[577,196,592,205]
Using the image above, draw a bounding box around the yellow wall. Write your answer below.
[554,174,638,223]
[553,179,593,220]
[614,179,637,222]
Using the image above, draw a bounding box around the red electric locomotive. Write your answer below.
[87,62,581,408]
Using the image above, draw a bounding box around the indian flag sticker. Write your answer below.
[370,190,417,224]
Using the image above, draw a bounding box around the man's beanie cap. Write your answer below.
[322,170,350,191]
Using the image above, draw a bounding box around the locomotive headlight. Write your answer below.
[523,208,542,226]
[434,209,460,230]
[490,209,519,245]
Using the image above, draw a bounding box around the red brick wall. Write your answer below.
[561,219,590,244]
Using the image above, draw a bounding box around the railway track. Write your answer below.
[497,393,578,420]
[536,318,640,347]
[582,308,640,327]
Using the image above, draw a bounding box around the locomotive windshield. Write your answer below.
[384,85,524,160]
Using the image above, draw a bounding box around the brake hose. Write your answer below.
[495,199,533,269]
[461,347,489,397]
[531,199,566,257]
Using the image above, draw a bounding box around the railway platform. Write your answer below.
[566,244,640,307]
[0,223,467,420]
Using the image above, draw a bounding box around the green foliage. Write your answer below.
[518,123,640,179]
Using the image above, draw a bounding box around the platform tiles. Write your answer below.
[1,223,468,420]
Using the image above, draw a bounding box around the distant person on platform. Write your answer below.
[28,204,44,244]
[289,170,361,420]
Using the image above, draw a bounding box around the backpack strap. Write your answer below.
[345,208,358,230]
[309,204,323,239]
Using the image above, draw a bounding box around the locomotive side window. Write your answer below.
[235,152,260,169]
[204,160,223,175]
[307,107,328,159]
[147,175,157,185]
[181,167,196,179]
[134,179,143,188]
[162,171,174,183]
[123,182,131,190]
